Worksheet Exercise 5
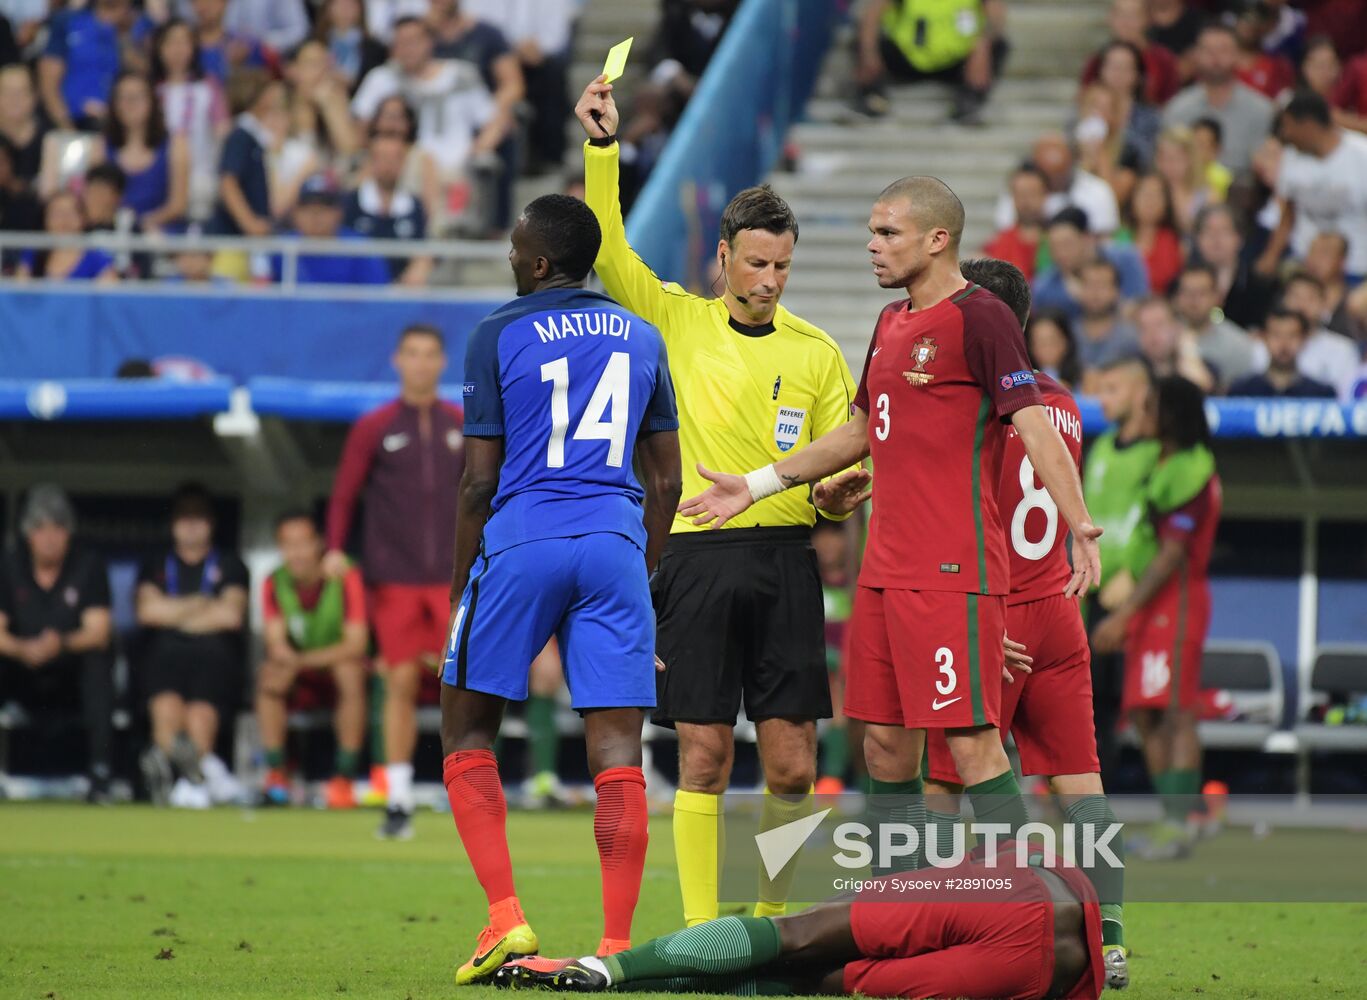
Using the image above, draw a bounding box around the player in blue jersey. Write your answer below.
[439,194,683,986]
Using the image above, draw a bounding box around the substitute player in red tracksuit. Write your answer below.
[325,323,464,839]
[919,258,1128,989]
[499,846,1105,999]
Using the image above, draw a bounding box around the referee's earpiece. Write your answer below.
[720,251,749,306]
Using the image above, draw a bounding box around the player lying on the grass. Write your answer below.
[497,846,1105,999]
[677,176,1103,901]
[440,193,683,984]
[1091,375,1221,862]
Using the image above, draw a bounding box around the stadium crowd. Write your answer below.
[0,0,737,284]
[963,0,1367,401]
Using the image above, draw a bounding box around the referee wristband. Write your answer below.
[588,133,617,147]
[743,465,786,503]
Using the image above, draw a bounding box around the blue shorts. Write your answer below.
[442,532,656,710]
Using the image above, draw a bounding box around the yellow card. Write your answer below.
[602,37,633,84]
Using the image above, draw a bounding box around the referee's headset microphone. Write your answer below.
[718,251,749,305]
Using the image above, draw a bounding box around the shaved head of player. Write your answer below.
[509,193,603,297]
[868,176,966,295]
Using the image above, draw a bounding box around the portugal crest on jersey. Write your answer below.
[903,337,938,386]
[774,406,806,452]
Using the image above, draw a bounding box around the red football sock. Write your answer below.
[444,750,517,912]
[593,766,648,944]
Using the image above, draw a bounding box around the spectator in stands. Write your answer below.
[38,0,129,130]
[273,40,360,219]
[0,64,44,189]
[168,246,222,284]
[428,0,525,226]
[367,94,441,226]
[0,1,45,60]
[1269,271,1363,398]
[222,0,310,57]
[1135,294,1215,390]
[256,511,368,810]
[853,0,1007,124]
[316,0,389,94]
[324,323,464,840]
[136,483,248,809]
[1173,262,1258,390]
[90,72,190,233]
[463,0,575,169]
[192,0,270,86]
[152,19,229,223]
[1146,0,1206,65]
[80,162,126,232]
[1031,206,1149,319]
[364,0,434,44]
[343,131,432,285]
[0,135,40,236]
[273,172,390,286]
[1190,118,1234,206]
[1229,306,1338,397]
[211,71,285,237]
[1259,90,1367,282]
[16,191,117,282]
[983,164,1049,280]
[0,485,114,802]
[1118,172,1184,293]
[994,132,1120,235]
[351,17,502,193]
[1260,0,1308,62]
[647,0,738,104]
[1162,23,1276,174]
[1153,125,1212,233]
[1086,40,1162,169]
[1192,203,1279,331]
[1081,0,1181,106]
[1328,39,1367,133]
[1233,3,1296,100]
[1074,84,1141,208]
[1304,231,1364,343]
[1024,308,1083,389]
[1073,258,1143,384]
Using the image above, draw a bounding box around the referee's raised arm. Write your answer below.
[574,74,860,930]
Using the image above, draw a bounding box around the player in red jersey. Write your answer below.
[1093,376,1222,862]
[497,846,1105,1000]
[913,258,1128,990]
[324,323,465,839]
[679,177,1103,869]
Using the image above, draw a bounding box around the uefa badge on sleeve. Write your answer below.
[774,407,806,452]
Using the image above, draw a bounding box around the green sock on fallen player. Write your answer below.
[1065,795,1125,948]
[607,916,782,984]
[925,809,963,864]
[526,694,558,778]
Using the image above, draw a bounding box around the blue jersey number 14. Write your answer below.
[540,352,630,469]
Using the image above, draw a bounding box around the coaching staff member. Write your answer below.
[577,75,858,928]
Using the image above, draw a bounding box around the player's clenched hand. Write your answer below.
[655,655,667,674]
[321,549,350,579]
[1002,635,1032,684]
[575,75,620,138]
[813,468,872,516]
[677,463,753,528]
[1065,522,1103,598]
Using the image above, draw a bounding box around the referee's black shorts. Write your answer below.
[652,525,831,727]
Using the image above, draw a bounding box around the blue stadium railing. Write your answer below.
[625,0,843,288]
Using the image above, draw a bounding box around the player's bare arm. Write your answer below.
[1092,536,1187,653]
[812,467,873,516]
[1010,405,1102,597]
[677,408,871,528]
[635,429,683,574]
[449,436,505,608]
[575,75,619,140]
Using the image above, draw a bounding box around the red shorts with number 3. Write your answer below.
[844,586,1005,730]
[926,593,1100,783]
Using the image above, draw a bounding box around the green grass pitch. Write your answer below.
[1,804,1360,998]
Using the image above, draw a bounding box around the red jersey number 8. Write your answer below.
[1010,455,1058,561]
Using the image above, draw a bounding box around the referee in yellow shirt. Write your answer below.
[575,76,858,928]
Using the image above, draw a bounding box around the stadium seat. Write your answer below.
[1197,640,1283,750]
[1294,645,1367,753]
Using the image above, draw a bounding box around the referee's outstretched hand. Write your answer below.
[678,463,753,529]
[1064,522,1104,599]
[575,75,620,139]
